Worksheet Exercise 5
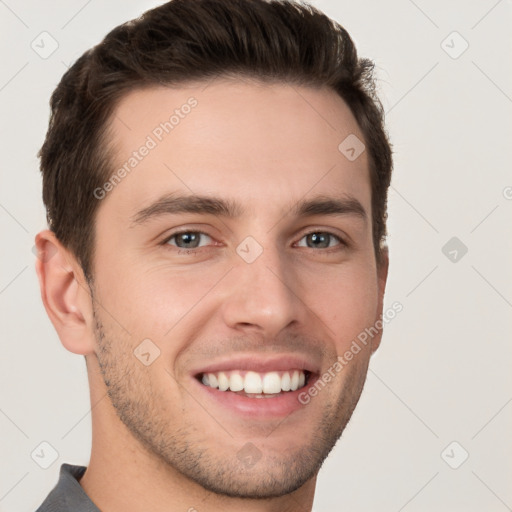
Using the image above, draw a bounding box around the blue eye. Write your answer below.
[162,229,345,253]
[165,231,213,249]
[296,232,344,249]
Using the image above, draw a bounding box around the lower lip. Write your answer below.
[191,376,317,419]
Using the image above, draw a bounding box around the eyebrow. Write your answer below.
[130,193,367,226]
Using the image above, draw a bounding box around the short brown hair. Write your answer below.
[40,0,392,280]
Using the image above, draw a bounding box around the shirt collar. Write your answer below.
[36,463,100,512]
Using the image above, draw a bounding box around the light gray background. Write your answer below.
[1,1,511,511]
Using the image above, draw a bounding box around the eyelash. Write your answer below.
[161,229,347,253]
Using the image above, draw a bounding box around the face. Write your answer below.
[88,78,387,498]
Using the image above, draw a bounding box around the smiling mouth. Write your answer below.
[196,369,312,398]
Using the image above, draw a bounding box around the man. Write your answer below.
[34,0,392,510]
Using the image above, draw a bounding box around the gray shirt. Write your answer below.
[35,464,100,512]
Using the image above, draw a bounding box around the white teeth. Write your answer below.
[290,371,299,391]
[218,372,229,391]
[262,372,281,394]
[229,372,244,392]
[208,373,218,388]
[201,369,308,394]
[281,372,291,391]
[244,371,263,393]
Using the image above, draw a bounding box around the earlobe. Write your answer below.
[35,230,96,356]
[377,245,389,296]
[371,245,389,354]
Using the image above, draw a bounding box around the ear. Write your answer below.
[34,230,96,356]
[370,245,389,355]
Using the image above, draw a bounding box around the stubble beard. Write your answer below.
[92,303,370,499]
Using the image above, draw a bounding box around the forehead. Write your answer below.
[103,79,371,220]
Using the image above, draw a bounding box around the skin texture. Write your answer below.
[35,78,388,512]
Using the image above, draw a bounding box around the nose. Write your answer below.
[220,242,305,338]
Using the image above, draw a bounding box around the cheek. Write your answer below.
[308,263,380,349]
[95,259,224,341]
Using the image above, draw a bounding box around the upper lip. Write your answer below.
[192,354,321,377]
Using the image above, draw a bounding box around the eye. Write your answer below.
[164,231,213,250]
[296,231,344,250]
